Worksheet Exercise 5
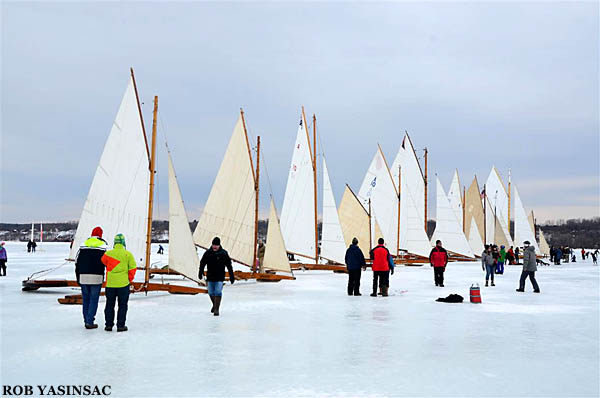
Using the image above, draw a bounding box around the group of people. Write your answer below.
[74,227,137,331]
[580,248,598,264]
[26,240,37,253]
[549,246,571,265]
[343,237,543,295]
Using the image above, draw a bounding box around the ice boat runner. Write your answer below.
[22,70,206,303]
[192,110,293,281]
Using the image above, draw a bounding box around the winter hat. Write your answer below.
[523,241,531,246]
[114,233,126,247]
[91,226,103,238]
[352,237,358,245]
[0,242,4,246]
[212,237,221,246]
[501,245,505,249]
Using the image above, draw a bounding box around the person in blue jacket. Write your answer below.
[344,237,366,296]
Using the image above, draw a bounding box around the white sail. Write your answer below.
[167,153,201,282]
[69,77,150,263]
[539,228,550,256]
[357,147,398,253]
[432,177,474,258]
[484,198,495,245]
[320,157,346,264]
[390,134,425,220]
[447,170,463,230]
[279,118,316,259]
[193,115,256,267]
[514,186,540,251]
[263,199,292,273]
[485,167,511,242]
[338,185,370,250]
[468,218,485,255]
[398,166,432,257]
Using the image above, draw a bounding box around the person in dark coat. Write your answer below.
[345,237,366,296]
[27,240,32,253]
[516,241,540,293]
[369,238,390,297]
[31,240,36,253]
[429,240,449,287]
[0,242,7,276]
[75,227,108,329]
[555,248,562,265]
[157,244,164,255]
[199,237,235,316]
[515,246,520,264]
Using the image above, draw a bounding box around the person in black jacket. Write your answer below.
[199,237,235,316]
[74,226,107,329]
[345,237,366,296]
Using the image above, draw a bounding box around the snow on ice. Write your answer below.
[0,242,598,397]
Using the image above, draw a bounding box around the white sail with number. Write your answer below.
[279,118,316,259]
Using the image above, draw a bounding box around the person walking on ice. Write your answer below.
[75,226,107,329]
[0,242,7,276]
[345,237,366,296]
[429,240,448,287]
[198,237,235,316]
[101,233,137,332]
[370,238,390,297]
[516,240,540,293]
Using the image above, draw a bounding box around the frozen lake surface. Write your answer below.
[1,242,599,397]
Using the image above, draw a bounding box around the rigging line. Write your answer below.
[260,144,276,202]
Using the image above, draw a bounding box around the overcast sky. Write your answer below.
[2,1,598,224]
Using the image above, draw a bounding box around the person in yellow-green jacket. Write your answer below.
[101,233,136,332]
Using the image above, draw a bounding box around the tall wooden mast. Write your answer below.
[312,114,318,265]
[423,148,428,233]
[462,185,466,234]
[253,136,260,273]
[507,168,512,236]
[397,166,401,256]
[144,95,158,286]
[483,183,487,244]
[130,68,150,159]
[368,198,373,251]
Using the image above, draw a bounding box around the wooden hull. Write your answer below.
[293,264,348,272]
[22,279,207,304]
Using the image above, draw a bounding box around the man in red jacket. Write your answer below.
[370,238,390,297]
[429,240,448,287]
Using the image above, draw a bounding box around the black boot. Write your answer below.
[213,296,222,316]
[209,295,215,313]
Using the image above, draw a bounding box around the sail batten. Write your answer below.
[69,77,150,263]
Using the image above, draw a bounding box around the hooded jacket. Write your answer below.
[522,245,537,272]
[101,243,137,288]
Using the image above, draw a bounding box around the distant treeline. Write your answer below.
[1,217,598,248]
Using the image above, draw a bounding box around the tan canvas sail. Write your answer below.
[193,115,256,266]
[539,228,550,256]
[464,177,485,243]
[167,153,201,282]
[262,199,292,273]
[338,185,370,250]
